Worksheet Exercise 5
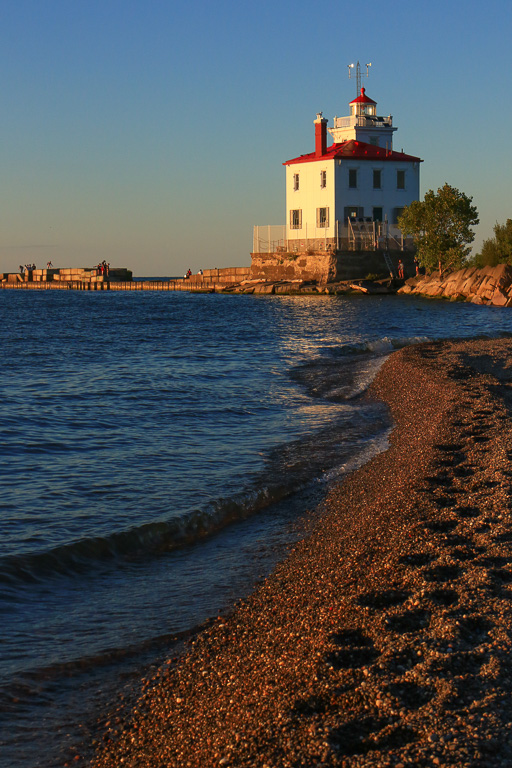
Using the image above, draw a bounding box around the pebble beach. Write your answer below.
[88,337,512,768]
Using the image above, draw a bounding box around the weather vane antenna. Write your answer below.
[347,61,372,93]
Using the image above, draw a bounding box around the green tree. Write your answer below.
[398,183,479,275]
[474,219,512,267]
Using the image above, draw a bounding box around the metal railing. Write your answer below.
[253,225,287,254]
[331,114,393,129]
[254,222,414,254]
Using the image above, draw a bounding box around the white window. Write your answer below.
[320,170,327,188]
[290,209,302,229]
[316,207,329,228]
[293,173,300,191]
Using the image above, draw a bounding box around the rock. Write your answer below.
[253,283,275,294]
[398,264,512,307]
[491,289,509,307]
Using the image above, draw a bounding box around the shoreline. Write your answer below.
[88,338,512,767]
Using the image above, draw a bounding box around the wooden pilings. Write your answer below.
[0,279,223,292]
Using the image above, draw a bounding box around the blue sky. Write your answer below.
[0,0,511,276]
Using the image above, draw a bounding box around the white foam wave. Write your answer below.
[366,335,431,354]
[321,429,392,483]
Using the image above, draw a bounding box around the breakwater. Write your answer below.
[0,266,251,292]
[1,265,396,295]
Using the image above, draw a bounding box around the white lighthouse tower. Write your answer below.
[328,86,396,148]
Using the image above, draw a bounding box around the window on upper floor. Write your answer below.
[348,169,357,189]
[370,137,379,146]
[373,170,381,189]
[290,209,302,229]
[320,170,327,188]
[316,207,329,228]
[293,173,300,191]
[397,170,405,190]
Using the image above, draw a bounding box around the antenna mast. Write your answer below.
[347,61,372,93]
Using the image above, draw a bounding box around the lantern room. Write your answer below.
[350,87,377,117]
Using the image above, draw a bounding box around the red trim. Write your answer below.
[350,87,376,105]
[284,139,422,166]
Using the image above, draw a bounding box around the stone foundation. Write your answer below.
[250,250,417,282]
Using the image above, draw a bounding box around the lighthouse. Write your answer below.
[282,83,422,254]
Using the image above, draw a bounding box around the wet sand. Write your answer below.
[88,338,512,767]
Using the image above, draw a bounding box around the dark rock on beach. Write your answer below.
[87,338,512,767]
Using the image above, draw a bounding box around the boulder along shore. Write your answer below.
[88,338,512,768]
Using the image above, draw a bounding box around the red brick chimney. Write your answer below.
[314,113,328,157]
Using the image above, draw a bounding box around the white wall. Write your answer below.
[285,161,335,241]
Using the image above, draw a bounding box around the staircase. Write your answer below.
[382,251,395,278]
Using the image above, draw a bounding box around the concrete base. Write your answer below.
[250,250,417,283]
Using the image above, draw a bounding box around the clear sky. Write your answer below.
[1,0,511,276]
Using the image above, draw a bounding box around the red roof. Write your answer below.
[350,87,376,105]
[284,139,422,166]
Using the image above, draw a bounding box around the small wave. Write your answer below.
[292,336,434,403]
[0,624,203,702]
[322,429,392,482]
[366,335,431,353]
[328,335,432,357]
[0,406,391,590]
[0,485,294,587]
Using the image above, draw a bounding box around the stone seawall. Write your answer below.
[399,264,512,307]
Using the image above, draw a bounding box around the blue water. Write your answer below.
[1,289,512,767]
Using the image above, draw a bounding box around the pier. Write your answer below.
[0,267,251,292]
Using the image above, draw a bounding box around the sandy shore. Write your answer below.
[88,338,512,768]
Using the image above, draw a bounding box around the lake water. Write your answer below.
[1,288,511,767]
